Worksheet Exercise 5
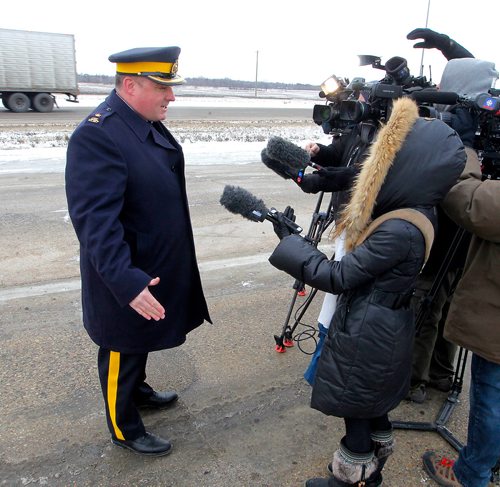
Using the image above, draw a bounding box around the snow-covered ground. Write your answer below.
[0,89,331,174]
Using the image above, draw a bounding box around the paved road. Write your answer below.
[0,105,313,126]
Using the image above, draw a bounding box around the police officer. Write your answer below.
[65,46,211,456]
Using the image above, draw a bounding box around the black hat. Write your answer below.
[108,46,185,85]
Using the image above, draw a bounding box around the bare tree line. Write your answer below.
[78,73,318,91]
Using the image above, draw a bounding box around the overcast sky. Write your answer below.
[3,0,499,87]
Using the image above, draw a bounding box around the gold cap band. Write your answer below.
[116,61,175,77]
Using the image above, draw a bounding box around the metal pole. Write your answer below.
[419,0,432,76]
[255,50,259,97]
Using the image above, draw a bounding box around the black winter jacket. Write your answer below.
[270,218,427,417]
[269,99,466,418]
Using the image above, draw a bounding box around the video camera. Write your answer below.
[313,55,433,135]
[313,55,500,180]
[476,90,500,180]
[420,90,500,180]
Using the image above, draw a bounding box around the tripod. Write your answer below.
[271,189,500,484]
[392,226,469,451]
[393,347,468,451]
[273,191,335,352]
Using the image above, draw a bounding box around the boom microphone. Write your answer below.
[410,90,460,105]
[266,136,323,183]
[219,185,303,234]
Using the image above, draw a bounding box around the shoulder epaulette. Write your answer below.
[86,106,113,125]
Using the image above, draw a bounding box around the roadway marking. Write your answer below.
[0,254,257,302]
[0,245,335,302]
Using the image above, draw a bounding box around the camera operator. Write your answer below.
[268,97,466,486]
[299,92,375,201]
[421,110,500,487]
[405,29,499,403]
[299,92,377,385]
[406,28,475,402]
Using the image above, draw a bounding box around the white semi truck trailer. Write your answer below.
[0,28,79,112]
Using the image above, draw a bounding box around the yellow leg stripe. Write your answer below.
[107,351,125,440]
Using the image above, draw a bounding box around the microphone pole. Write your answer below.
[419,0,432,77]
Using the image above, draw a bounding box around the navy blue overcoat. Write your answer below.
[66,90,210,353]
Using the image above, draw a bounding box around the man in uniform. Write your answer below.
[65,46,211,456]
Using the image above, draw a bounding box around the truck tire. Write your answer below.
[32,92,55,112]
[7,93,31,113]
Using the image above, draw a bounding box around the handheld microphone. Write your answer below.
[219,185,303,234]
[266,136,323,183]
[410,90,460,105]
[260,148,295,180]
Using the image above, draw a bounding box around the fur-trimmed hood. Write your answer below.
[335,97,466,251]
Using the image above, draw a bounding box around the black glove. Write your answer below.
[450,107,479,148]
[299,173,324,194]
[272,205,295,240]
[407,28,474,60]
[299,166,356,194]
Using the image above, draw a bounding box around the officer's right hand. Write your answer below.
[129,277,166,321]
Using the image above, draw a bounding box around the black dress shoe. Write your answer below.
[112,431,172,456]
[136,390,178,409]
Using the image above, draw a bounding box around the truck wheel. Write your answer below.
[7,93,31,113]
[32,93,55,112]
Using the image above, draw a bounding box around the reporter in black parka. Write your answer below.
[269,98,466,486]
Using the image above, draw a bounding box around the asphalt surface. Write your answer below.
[0,106,477,487]
[0,105,313,125]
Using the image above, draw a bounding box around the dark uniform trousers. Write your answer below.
[97,348,155,441]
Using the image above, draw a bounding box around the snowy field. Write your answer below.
[0,86,331,174]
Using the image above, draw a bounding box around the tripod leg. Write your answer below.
[394,348,469,451]
[273,192,335,352]
[274,288,300,352]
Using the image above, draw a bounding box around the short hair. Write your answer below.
[115,73,145,90]
[115,73,126,89]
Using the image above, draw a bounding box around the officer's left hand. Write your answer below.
[272,206,295,239]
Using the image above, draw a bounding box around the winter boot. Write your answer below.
[310,438,379,486]
[371,429,394,475]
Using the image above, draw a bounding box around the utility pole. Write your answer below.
[420,0,432,77]
[255,50,259,97]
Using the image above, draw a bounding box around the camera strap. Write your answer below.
[355,208,435,267]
